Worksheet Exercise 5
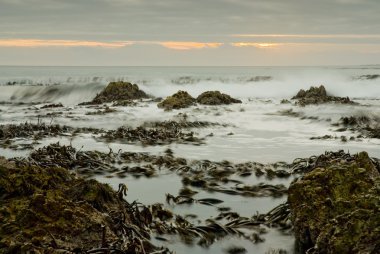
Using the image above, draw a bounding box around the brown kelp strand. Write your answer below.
[14,142,120,176]
[142,120,228,129]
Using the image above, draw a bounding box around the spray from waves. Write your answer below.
[140,77,380,100]
[0,83,105,105]
[1,67,380,104]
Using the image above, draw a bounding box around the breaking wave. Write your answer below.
[0,66,379,105]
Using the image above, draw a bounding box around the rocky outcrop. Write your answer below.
[196,91,242,105]
[0,157,156,253]
[157,90,196,110]
[292,85,355,106]
[82,81,149,105]
[288,152,380,254]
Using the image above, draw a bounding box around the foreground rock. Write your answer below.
[196,91,242,105]
[292,85,355,106]
[288,152,380,253]
[157,90,196,110]
[82,81,149,105]
[0,157,158,253]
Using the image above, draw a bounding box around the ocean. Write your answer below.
[1,65,379,253]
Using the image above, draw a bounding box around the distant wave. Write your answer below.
[1,68,380,105]
[170,76,272,85]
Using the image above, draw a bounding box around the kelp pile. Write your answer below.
[3,143,296,252]
[101,125,204,145]
[338,115,380,139]
[142,120,227,129]
[0,122,71,150]
[7,141,379,253]
[0,122,70,140]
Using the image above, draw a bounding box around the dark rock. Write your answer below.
[82,81,149,105]
[40,103,63,109]
[196,91,242,105]
[291,85,356,106]
[288,152,380,254]
[157,90,196,110]
[354,74,380,80]
[0,157,128,251]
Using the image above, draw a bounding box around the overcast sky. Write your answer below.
[0,0,379,66]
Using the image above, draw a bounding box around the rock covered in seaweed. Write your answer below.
[196,91,242,105]
[83,81,149,104]
[288,152,380,254]
[292,85,355,106]
[0,157,124,251]
[0,157,158,253]
[157,90,196,110]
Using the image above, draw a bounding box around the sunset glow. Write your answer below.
[158,41,223,50]
[232,42,281,49]
[0,39,133,48]
[232,34,380,39]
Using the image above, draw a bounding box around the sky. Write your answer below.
[0,0,379,66]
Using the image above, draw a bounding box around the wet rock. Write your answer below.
[40,103,64,109]
[354,74,380,80]
[288,152,380,254]
[157,90,196,110]
[82,81,149,105]
[339,115,380,139]
[224,246,247,254]
[291,85,355,106]
[0,157,128,252]
[196,91,242,105]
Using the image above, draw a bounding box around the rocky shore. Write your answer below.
[288,151,380,254]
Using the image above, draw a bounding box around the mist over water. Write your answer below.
[0,66,379,104]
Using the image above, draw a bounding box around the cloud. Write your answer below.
[157,41,223,50]
[0,39,133,48]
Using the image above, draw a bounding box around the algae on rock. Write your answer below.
[196,91,242,105]
[0,156,148,253]
[83,81,149,104]
[291,85,355,106]
[288,152,380,254]
[157,90,196,110]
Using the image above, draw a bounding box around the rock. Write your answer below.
[0,156,148,252]
[354,74,380,80]
[196,91,242,105]
[288,152,380,254]
[83,81,149,105]
[157,91,196,110]
[339,115,380,139]
[291,85,355,106]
